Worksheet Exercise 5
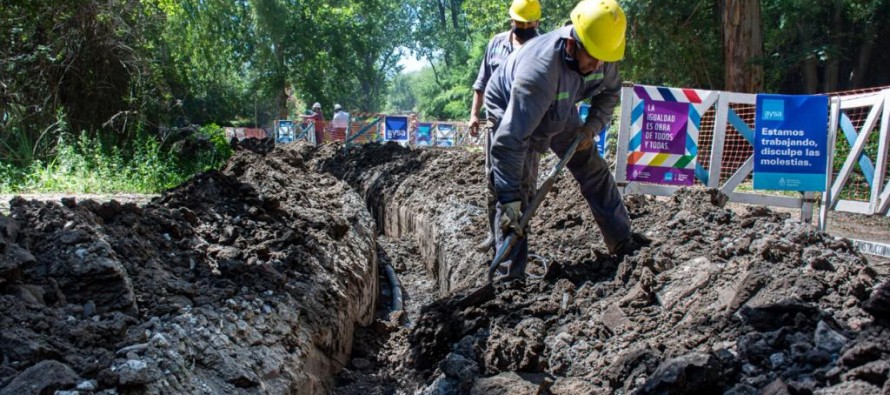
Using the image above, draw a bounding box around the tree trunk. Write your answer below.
[450,0,460,30]
[437,0,446,29]
[852,32,875,89]
[822,0,843,92]
[852,4,879,89]
[798,22,819,94]
[722,0,764,93]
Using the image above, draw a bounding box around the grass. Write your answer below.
[0,125,232,194]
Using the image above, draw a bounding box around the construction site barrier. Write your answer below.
[297,121,315,144]
[345,116,383,147]
[823,89,890,220]
[616,82,890,232]
[225,127,269,141]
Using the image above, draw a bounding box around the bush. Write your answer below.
[1,124,233,194]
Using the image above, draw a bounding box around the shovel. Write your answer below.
[457,134,585,308]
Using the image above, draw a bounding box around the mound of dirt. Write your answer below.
[408,186,887,394]
[3,139,887,395]
[0,140,377,394]
[298,143,889,394]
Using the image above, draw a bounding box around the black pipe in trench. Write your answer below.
[384,262,403,311]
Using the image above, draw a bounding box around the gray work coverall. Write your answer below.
[483,25,631,278]
[474,30,539,239]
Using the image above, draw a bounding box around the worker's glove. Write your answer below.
[499,201,524,238]
[576,123,597,151]
[469,114,481,137]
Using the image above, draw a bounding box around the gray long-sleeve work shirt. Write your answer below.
[473,30,540,93]
[483,26,621,203]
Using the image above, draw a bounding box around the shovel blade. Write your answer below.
[455,283,495,309]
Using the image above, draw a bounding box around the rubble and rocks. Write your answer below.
[308,143,888,394]
[0,140,377,393]
[404,182,888,394]
[1,140,888,394]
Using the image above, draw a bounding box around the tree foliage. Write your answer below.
[4,0,890,171]
[149,0,258,125]
[1,0,159,164]
[621,0,723,89]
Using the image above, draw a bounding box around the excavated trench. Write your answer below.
[0,141,381,394]
[310,142,890,395]
[1,140,889,395]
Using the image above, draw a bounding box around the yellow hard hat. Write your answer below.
[509,0,541,23]
[570,0,627,62]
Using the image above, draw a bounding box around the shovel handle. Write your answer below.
[487,134,584,282]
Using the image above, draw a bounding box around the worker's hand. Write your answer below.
[469,114,480,137]
[576,123,596,151]
[499,201,524,238]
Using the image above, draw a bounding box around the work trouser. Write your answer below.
[483,121,497,243]
[492,127,632,279]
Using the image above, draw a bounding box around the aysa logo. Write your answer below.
[763,99,784,121]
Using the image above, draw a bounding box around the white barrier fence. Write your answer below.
[824,90,890,219]
[615,83,890,232]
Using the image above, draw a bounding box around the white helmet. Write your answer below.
[334,104,342,111]
[312,102,321,109]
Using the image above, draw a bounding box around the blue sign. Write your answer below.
[436,124,454,147]
[416,123,433,146]
[753,94,829,191]
[579,104,608,157]
[276,120,295,144]
[384,116,409,141]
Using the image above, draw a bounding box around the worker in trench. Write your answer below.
[468,0,542,253]
[483,0,645,281]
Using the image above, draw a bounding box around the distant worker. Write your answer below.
[469,0,542,252]
[408,113,419,146]
[331,104,350,141]
[302,102,325,144]
[484,0,642,281]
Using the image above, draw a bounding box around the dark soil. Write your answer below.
[312,144,890,395]
[0,141,377,394]
[2,140,888,395]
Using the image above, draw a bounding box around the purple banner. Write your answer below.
[626,99,694,186]
[641,101,688,154]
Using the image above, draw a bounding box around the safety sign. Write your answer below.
[416,123,433,146]
[384,116,409,142]
[753,94,829,191]
[436,124,455,147]
[276,120,295,144]
[626,99,695,186]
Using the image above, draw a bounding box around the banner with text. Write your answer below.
[276,120,295,144]
[578,104,608,157]
[384,116,409,142]
[753,94,828,191]
[436,124,455,147]
[626,100,695,185]
[416,123,433,146]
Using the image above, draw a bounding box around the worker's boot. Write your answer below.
[612,232,651,257]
